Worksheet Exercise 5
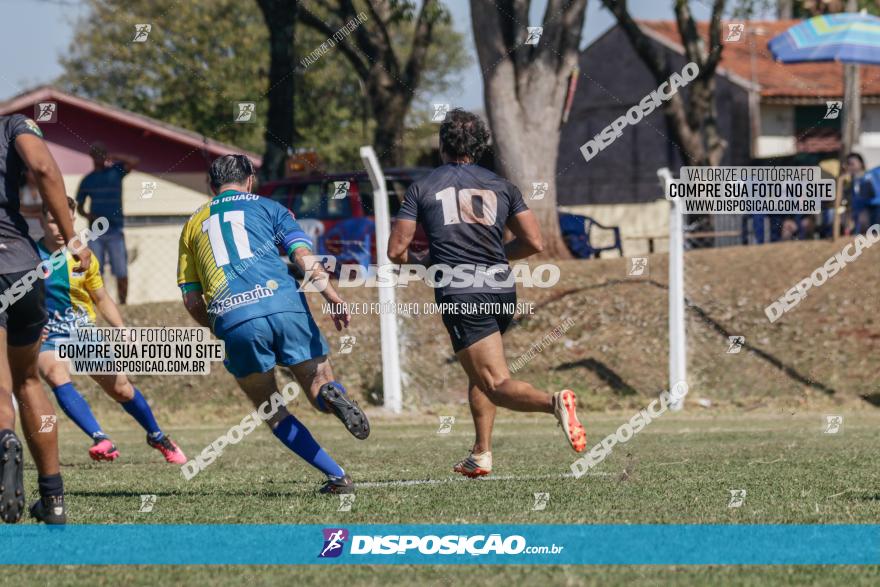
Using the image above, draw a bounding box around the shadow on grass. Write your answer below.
[554,358,638,396]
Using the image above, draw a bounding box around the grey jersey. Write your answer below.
[397,163,529,296]
[0,115,43,273]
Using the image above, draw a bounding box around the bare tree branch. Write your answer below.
[360,0,399,73]
[704,0,727,77]
[674,0,704,68]
[340,0,383,66]
[601,0,729,166]
[470,0,510,66]
[600,0,669,84]
[298,7,370,78]
[551,0,588,71]
[403,0,439,91]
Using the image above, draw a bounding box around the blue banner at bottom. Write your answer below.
[1,524,877,565]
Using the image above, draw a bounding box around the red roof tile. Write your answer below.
[638,20,880,98]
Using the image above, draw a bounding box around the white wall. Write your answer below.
[99,224,186,305]
[756,104,796,158]
[61,172,207,305]
[858,104,880,153]
[559,199,670,257]
[757,102,880,161]
[62,171,209,217]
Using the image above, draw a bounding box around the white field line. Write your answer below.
[356,471,612,489]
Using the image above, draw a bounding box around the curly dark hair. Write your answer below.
[439,108,490,162]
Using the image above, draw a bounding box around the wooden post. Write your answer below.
[836,0,862,239]
[832,174,846,241]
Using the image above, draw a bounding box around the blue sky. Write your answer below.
[0,0,718,110]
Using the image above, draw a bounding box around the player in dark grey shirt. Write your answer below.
[0,114,92,524]
[396,159,528,298]
[388,109,586,478]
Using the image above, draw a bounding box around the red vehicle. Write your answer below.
[257,167,430,262]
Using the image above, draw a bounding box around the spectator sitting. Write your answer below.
[843,152,875,235]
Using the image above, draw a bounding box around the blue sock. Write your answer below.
[51,383,106,441]
[121,388,163,441]
[272,414,345,478]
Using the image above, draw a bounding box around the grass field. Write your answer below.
[4,239,878,584]
[4,409,879,585]
[105,239,880,422]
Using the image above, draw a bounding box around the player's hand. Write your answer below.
[72,246,93,272]
[40,327,49,343]
[327,296,350,331]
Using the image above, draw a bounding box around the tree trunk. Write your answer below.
[667,75,726,167]
[600,0,728,168]
[484,75,570,259]
[257,0,298,181]
[367,72,409,166]
[470,0,587,260]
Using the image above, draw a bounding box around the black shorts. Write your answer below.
[438,292,517,353]
[0,270,48,346]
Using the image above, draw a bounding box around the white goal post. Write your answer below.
[360,146,403,413]
[658,167,687,410]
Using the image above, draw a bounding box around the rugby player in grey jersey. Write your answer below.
[0,114,93,524]
[388,109,586,478]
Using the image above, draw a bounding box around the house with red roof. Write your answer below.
[0,86,261,303]
[556,20,880,253]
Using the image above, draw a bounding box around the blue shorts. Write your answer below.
[40,322,96,354]
[40,332,64,354]
[91,228,128,278]
[218,311,329,378]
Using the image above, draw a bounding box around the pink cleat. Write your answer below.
[147,435,187,465]
[89,439,120,462]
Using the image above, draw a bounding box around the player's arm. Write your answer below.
[388,218,417,264]
[181,290,210,328]
[276,204,350,330]
[504,210,544,260]
[109,152,140,173]
[15,133,92,271]
[177,228,210,327]
[388,183,422,264]
[291,246,350,331]
[75,186,90,222]
[88,287,125,328]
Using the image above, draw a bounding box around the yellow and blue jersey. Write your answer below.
[37,239,104,336]
[177,190,313,334]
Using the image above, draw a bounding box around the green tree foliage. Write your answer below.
[58,0,466,171]
[59,0,268,154]
[299,0,469,165]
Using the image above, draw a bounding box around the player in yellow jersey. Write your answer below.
[36,198,186,465]
[178,155,367,494]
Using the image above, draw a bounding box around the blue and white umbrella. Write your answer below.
[769,13,880,238]
[769,13,880,64]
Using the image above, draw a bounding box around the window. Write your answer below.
[324,183,352,219]
[795,105,841,154]
[290,183,323,218]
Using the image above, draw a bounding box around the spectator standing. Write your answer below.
[75,142,139,304]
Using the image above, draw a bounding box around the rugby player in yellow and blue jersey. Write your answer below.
[177,155,368,494]
[37,197,186,465]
